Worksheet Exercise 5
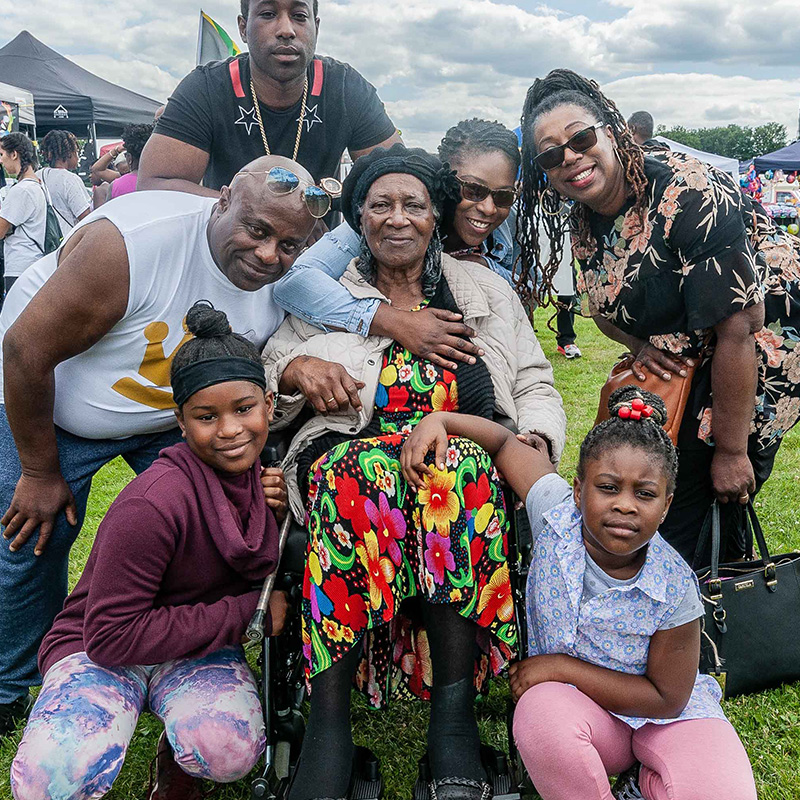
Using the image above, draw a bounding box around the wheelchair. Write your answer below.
[248,418,538,800]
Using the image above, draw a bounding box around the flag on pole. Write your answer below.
[197,10,241,65]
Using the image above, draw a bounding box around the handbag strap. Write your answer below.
[694,500,775,593]
[692,501,720,572]
[745,502,773,562]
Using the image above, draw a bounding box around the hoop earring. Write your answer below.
[614,145,625,172]
[539,186,565,217]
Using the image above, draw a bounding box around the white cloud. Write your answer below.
[1,0,799,151]
[605,73,800,141]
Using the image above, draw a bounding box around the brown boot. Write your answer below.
[147,731,213,800]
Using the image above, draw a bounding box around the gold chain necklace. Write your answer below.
[250,76,308,161]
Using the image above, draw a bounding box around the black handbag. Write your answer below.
[694,501,800,699]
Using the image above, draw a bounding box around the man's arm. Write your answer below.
[1,220,129,554]
[349,130,403,162]
[136,134,218,197]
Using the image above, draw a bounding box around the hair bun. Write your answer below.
[608,385,668,427]
[185,301,232,339]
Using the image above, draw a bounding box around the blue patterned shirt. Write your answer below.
[525,479,726,729]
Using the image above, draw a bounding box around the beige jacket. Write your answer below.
[262,254,566,521]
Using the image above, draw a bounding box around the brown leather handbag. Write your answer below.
[595,355,697,445]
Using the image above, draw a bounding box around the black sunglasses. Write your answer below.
[534,122,605,171]
[456,177,518,209]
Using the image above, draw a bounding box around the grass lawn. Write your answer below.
[1,313,798,798]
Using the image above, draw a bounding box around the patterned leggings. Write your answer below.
[11,647,265,800]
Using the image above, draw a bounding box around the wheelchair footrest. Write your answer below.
[413,746,521,800]
[350,745,383,800]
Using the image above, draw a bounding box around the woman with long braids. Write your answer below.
[0,133,47,295]
[516,68,800,565]
[264,144,565,799]
[36,130,91,236]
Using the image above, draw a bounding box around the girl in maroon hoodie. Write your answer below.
[11,302,287,800]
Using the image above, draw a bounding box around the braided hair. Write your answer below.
[170,301,260,380]
[121,123,154,170]
[438,118,521,173]
[41,130,79,168]
[578,386,678,493]
[0,132,38,177]
[517,69,648,305]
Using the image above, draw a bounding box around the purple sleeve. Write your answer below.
[82,497,260,667]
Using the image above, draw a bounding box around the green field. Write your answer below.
[1,313,798,798]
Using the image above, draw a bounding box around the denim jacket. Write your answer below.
[273,221,517,336]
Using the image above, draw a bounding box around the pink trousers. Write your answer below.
[513,682,757,800]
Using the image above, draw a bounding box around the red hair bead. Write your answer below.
[618,405,631,419]
[631,398,645,411]
[630,409,642,421]
[642,405,654,418]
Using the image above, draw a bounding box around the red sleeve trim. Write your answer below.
[229,58,246,99]
[311,58,324,97]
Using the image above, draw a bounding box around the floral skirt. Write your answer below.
[301,434,517,708]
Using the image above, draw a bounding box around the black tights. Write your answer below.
[287,603,484,799]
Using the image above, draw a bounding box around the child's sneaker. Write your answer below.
[613,763,644,799]
[557,343,582,359]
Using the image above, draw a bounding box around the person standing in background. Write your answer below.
[36,131,91,237]
[627,111,668,153]
[93,124,154,208]
[0,133,46,296]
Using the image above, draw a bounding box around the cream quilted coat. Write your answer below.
[262,254,566,522]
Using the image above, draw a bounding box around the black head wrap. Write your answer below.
[341,142,462,232]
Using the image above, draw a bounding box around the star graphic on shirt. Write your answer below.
[299,104,323,132]
[234,105,259,136]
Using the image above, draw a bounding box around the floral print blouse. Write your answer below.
[574,150,800,448]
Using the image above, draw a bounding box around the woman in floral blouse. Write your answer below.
[516,69,800,565]
[263,145,565,800]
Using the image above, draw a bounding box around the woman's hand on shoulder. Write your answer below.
[280,355,365,415]
[401,412,450,489]
[373,306,485,371]
[261,467,288,522]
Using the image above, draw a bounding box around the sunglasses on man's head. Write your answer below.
[233,167,342,219]
[533,121,605,171]
[456,177,518,209]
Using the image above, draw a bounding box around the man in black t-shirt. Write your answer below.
[139,0,401,196]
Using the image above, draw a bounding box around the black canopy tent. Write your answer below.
[0,31,161,139]
[754,141,800,173]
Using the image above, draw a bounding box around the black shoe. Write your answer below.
[428,777,492,800]
[0,693,33,737]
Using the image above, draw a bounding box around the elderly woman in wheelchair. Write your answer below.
[262,144,565,800]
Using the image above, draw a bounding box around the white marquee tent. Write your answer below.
[655,136,739,182]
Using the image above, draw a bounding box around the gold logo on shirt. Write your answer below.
[111,320,192,409]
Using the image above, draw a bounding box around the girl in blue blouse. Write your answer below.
[400,387,756,800]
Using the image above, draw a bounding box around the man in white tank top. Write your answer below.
[0,155,319,729]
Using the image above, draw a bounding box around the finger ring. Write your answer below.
[326,397,336,404]
[739,494,750,502]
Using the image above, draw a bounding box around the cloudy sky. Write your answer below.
[2,0,799,149]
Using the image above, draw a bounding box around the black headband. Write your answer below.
[172,357,267,408]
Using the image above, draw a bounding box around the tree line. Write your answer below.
[655,123,788,161]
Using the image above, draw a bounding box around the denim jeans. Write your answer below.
[0,404,181,704]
